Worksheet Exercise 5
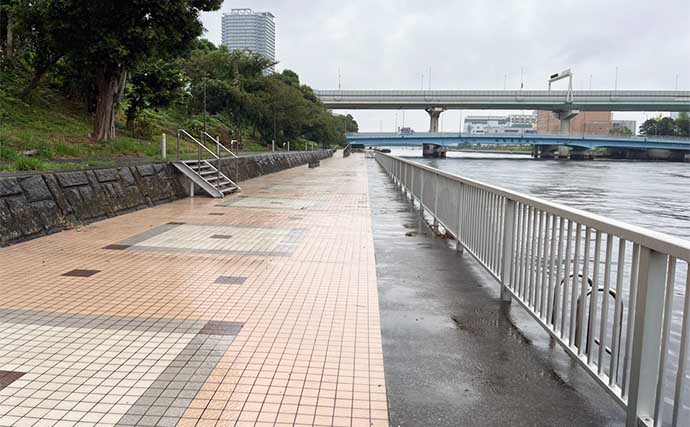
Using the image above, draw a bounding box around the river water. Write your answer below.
[391,148,690,240]
[388,147,690,423]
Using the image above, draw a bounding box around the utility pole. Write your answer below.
[272,103,277,152]
[203,78,208,134]
[615,66,619,91]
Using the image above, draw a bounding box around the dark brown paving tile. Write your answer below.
[0,370,26,390]
[62,269,101,277]
[208,213,225,216]
[167,222,186,225]
[103,244,131,251]
[214,276,247,285]
[198,321,244,336]
[210,235,233,240]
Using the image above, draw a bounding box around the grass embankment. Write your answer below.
[0,86,271,173]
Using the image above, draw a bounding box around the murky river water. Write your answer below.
[391,148,690,240]
[388,147,690,423]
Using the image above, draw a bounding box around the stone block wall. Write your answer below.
[0,163,187,246]
[0,150,334,246]
[217,150,334,182]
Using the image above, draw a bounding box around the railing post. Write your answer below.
[432,174,439,232]
[161,133,167,160]
[419,170,425,214]
[216,140,221,191]
[626,247,668,427]
[456,183,464,253]
[500,199,516,302]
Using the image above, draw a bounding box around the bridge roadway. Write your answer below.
[316,89,690,112]
[347,132,690,152]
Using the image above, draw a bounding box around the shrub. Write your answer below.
[14,155,48,171]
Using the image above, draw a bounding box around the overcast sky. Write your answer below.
[200,1,690,132]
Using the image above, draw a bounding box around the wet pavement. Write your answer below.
[367,158,626,427]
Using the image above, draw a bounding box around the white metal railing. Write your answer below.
[375,152,690,427]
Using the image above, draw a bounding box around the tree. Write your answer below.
[676,112,689,137]
[335,114,359,133]
[125,60,185,130]
[12,0,222,141]
[609,126,632,136]
[0,0,17,59]
[639,116,679,137]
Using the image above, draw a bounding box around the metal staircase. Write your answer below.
[172,130,241,198]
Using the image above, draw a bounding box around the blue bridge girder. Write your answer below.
[346,133,690,151]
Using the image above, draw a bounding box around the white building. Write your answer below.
[222,9,276,70]
[464,113,537,134]
[611,120,636,135]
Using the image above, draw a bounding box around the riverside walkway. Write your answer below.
[0,154,626,426]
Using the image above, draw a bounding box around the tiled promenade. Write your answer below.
[0,155,387,426]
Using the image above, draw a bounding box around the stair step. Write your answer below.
[221,186,239,194]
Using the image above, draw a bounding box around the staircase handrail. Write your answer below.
[201,132,239,159]
[176,129,219,161]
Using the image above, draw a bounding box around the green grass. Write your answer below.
[0,79,270,172]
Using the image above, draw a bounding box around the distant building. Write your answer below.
[464,113,537,134]
[536,111,612,135]
[611,120,636,135]
[222,9,276,70]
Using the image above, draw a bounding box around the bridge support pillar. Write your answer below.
[647,149,683,161]
[422,143,447,158]
[570,147,593,160]
[534,145,570,159]
[556,146,571,159]
[554,110,580,135]
[426,107,446,133]
[685,152,690,162]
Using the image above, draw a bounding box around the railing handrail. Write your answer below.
[177,129,219,160]
[201,132,239,159]
[376,152,690,261]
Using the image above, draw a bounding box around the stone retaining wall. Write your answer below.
[0,150,333,246]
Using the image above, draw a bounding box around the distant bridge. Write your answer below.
[317,90,690,112]
[317,89,690,133]
[347,132,690,160]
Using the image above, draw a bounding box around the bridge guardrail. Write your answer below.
[374,152,690,427]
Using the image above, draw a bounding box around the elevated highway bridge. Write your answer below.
[316,89,690,133]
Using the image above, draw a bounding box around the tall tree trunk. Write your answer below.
[6,14,13,58]
[93,65,127,142]
[22,63,51,98]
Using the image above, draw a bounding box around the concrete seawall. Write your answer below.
[0,150,333,246]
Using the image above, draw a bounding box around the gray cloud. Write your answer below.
[201,0,690,131]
